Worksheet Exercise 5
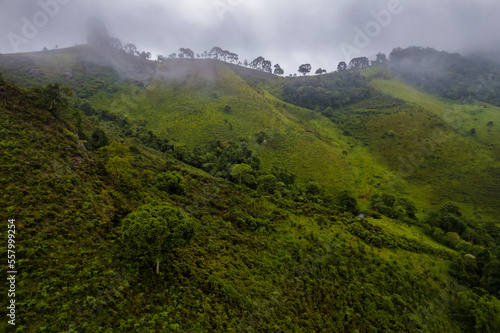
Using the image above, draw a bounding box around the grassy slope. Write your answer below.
[89,59,377,194]
[358,67,500,220]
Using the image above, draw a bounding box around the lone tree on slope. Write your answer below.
[122,202,195,274]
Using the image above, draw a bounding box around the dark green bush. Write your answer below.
[155,171,186,195]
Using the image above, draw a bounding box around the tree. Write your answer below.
[124,43,138,56]
[179,48,195,59]
[374,52,387,64]
[230,163,253,186]
[349,57,370,69]
[155,171,186,195]
[337,190,358,214]
[274,64,285,76]
[337,61,347,71]
[109,37,123,50]
[315,68,327,75]
[32,83,73,120]
[227,52,239,63]
[90,128,109,150]
[440,202,462,217]
[157,54,166,62]
[257,174,278,194]
[121,202,195,274]
[243,59,249,67]
[209,46,224,60]
[262,60,272,73]
[139,51,151,60]
[444,232,461,248]
[250,56,265,70]
[452,289,500,332]
[168,53,176,59]
[298,64,312,76]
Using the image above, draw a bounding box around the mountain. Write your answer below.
[0,45,499,332]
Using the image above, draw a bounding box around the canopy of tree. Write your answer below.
[281,71,371,109]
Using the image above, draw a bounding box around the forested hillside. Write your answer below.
[1,45,500,332]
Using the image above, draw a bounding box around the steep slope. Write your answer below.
[1,48,500,332]
[359,67,500,219]
[0,73,476,332]
[1,46,498,221]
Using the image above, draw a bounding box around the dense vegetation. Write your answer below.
[1,44,500,332]
[280,70,371,110]
[388,46,500,106]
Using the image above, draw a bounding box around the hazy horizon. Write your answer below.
[1,0,500,75]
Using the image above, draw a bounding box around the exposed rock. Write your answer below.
[63,71,73,79]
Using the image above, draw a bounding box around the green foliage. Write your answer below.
[155,171,186,195]
[337,190,358,214]
[30,82,73,119]
[371,194,417,220]
[90,128,110,150]
[281,70,370,110]
[439,202,463,217]
[121,202,195,274]
[389,46,500,106]
[271,166,296,185]
[230,163,253,186]
[257,174,278,194]
[452,289,500,332]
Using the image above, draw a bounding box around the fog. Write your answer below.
[1,0,500,75]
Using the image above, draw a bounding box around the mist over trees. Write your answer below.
[388,46,500,105]
[86,18,111,48]
[84,18,500,102]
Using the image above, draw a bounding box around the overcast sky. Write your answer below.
[1,0,500,75]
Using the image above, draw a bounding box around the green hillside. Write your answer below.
[1,46,500,332]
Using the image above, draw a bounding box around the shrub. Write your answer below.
[155,171,186,195]
[337,190,358,214]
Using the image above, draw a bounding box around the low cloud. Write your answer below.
[1,0,499,74]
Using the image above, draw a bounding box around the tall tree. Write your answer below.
[349,57,370,69]
[274,64,284,76]
[337,61,347,71]
[298,64,312,76]
[139,51,151,60]
[375,52,387,64]
[108,37,122,51]
[124,43,138,56]
[250,56,265,70]
[179,48,195,59]
[121,202,195,274]
[209,47,224,59]
[262,60,272,73]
